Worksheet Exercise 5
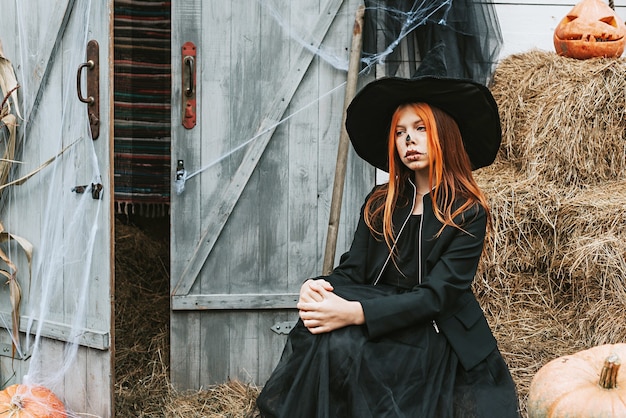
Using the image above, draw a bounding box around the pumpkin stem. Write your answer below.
[599,353,620,389]
[9,394,24,409]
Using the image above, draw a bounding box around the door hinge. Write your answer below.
[0,343,31,360]
[271,320,297,335]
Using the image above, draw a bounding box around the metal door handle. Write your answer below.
[76,40,100,139]
[77,61,95,104]
[184,56,195,97]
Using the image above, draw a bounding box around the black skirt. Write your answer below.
[256,284,520,418]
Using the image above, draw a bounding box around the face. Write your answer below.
[394,106,430,173]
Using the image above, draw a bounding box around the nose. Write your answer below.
[405,134,412,143]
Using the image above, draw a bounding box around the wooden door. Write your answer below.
[170,0,374,389]
[0,0,113,416]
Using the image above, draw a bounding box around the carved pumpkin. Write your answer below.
[553,0,626,59]
[0,384,67,417]
[528,343,626,417]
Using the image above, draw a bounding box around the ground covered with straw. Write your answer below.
[115,216,262,417]
[115,50,626,417]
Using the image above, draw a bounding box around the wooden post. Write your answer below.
[322,5,365,275]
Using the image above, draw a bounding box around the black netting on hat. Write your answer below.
[361,0,503,85]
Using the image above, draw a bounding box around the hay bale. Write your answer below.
[476,162,569,279]
[473,51,626,415]
[474,270,587,416]
[476,165,626,340]
[491,50,626,188]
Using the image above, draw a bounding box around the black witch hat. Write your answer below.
[345,43,501,172]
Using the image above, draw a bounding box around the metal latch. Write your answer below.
[72,183,103,199]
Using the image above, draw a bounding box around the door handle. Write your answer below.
[181,42,197,129]
[76,40,100,139]
[184,56,195,97]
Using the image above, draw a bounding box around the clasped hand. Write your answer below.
[297,279,365,334]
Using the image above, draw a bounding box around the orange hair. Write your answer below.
[364,103,490,255]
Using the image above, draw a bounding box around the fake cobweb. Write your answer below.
[0,0,502,415]
[176,0,502,192]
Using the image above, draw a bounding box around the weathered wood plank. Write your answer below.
[172,0,346,297]
[199,311,230,385]
[217,0,265,387]
[286,1,322,292]
[256,2,291,295]
[170,0,203,390]
[170,312,202,388]
[83,348,111,417]
[64,345,88,414]
[229,312,259,383]
[224,0,262,296]
[192,0,233,295]
[22,0,77,123]
[194,0,240,389]
[0,313,109,350]
[172,293,299,310]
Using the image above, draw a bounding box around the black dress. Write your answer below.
[257,216,519,418]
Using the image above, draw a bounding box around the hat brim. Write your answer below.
[345,76,501,171]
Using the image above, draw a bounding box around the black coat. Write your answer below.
[321,180,497,371]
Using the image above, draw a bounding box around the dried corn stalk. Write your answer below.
[0,221,32,357]
[0,41,31,357]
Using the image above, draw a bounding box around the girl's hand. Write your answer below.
[299,279,334,303]
[297,288,365,334]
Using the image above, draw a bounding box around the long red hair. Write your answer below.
[364,103,490,253]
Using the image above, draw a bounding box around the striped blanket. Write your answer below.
[114,1,171,217]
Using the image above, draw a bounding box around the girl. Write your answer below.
[256,76,520,417]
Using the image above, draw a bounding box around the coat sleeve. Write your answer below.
[360,206,487,339]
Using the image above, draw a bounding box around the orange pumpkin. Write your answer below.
[528,343,626,417]
[553,0,626,59]
[0,384,66,417]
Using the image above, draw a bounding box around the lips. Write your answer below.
[405,149,424,161]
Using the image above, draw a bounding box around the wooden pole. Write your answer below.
[322,5,365,275]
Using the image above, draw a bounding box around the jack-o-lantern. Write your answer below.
[554,0,626,59]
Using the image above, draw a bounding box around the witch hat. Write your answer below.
[345,42,501,171]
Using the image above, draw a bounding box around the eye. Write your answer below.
[416,125,426,132]
[395,130,406,138]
